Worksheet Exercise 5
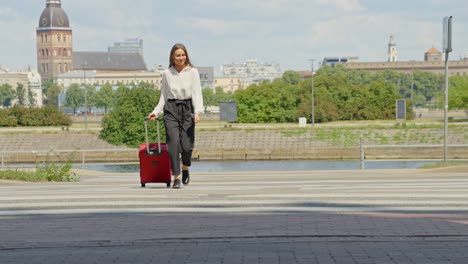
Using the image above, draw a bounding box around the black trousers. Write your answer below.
[163,99,195,176]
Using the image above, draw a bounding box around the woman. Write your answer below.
[148,43,204,189]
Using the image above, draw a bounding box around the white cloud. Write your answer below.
[177,17,253,35]
[317,0,363,11]
[1,0,468,71]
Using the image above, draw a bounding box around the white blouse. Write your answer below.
[152,66,204,116]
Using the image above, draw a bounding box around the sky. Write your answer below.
[1,0,468,73]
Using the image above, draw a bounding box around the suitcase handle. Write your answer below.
[144,117,161,154]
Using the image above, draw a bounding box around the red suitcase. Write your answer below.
[139,118,171,188]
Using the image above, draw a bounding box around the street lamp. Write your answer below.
[410,60,414,104]
[310,59,316,126]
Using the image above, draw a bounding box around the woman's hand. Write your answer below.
[193,114,200,123]
[148,112,157,121]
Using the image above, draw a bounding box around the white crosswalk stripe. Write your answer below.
[1,170,468,216]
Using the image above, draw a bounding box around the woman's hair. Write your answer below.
[169,43,193,68]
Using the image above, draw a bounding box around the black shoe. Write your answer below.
[182,170,190,185]
[172,179,181,189]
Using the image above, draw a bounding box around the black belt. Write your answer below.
[168,99,192,106]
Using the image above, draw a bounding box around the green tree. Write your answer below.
[95,84,114,113]
[281,70,302,85]
[412,71,442,104]
[235,79,298,123]
[202,88,216,107]
[100,83,162,147]
[45,83,61,106]
[84,85,97,113]
[447,76,468,112]
[203,87,235,108]
[41,79,53,104]
[15,83,26,106]
[28,88,36,106]
[64,84,84,113]
[0,84,15,108]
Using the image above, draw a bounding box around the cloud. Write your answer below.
[317,0,363,11]
[177,17,253,35]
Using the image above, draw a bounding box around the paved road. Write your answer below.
[1,168,468,263]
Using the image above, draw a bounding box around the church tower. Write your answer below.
[36,0,73,82]
[387,34,397,62]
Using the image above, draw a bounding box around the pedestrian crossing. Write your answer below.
[1,170,468,216]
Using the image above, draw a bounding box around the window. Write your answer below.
[58,63,62,73]
[63,48,67,57]
[58,35,61,42]
[64,63,68,72]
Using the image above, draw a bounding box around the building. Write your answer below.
[36,0,73,82]
[322,57,359,67]
[319,34,468,76]
[0,68,43,107]
[222,59,282,83]
[108,37,144,56]
[72,52,147,72]
[214,77,248,93]
[197,67,215,89]
[388,34,398,62]
[345,47,468,76]
[37,0,148,84]
[56,70,162,89]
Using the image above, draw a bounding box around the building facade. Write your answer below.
[345,47,468,76]
[36,0,73,82]
[197,67,215,89]
[388,34,398,62]
[214,77,248,93]
[56,70,162,90]
[322,57,359,67]
[222,59,282,83]
[0,68,43,107]
[36,0,149,85]
[108,37,144,56]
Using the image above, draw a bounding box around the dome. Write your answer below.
[38,0,70,28]
[426,47,441,54]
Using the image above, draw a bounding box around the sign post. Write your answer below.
[442,16,452,163]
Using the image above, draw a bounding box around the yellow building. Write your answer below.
[214,77,248,93]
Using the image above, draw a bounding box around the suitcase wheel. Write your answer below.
[141,183,146,188]
[166,182,171,188]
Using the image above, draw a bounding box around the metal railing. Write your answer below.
[1,148,138,169]
[1,144,468,170]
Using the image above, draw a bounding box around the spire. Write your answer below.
[46,0,61,7]
[388,33,398,62]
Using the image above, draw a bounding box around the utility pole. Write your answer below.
[443,16,453,163]
[81,62,88,131]
[410,60,414,104]
[310,59,315,126]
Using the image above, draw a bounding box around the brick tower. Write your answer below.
[36,0,73,82]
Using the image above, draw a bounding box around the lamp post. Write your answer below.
[410,60,414,104]
[310,59,316,126]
